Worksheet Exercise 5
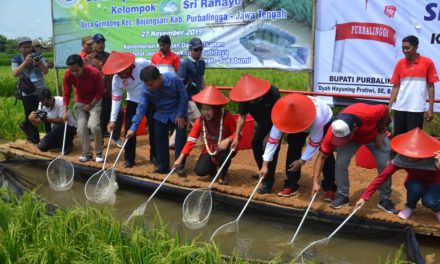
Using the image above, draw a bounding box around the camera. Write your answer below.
[31,52,43,62]
[35,110,47,121]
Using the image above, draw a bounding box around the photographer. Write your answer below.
[29,89,77,154]
[12,37,49,144]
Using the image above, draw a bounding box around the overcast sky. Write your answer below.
[0,0,52,40]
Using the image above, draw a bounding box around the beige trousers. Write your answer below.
[75,100,102,156]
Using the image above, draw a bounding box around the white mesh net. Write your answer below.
[46,158,74,191]
[182,188,213,229]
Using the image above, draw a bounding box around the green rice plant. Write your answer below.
[0,97,25,141]
[381,245,413,264]
[0,188,262,264]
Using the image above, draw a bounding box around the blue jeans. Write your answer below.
[155,120,187,171]
[405,180,440,213]
[335,136,391,201]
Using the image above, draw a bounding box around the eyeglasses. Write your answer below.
[193,47,203,52]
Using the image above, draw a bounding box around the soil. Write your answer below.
[5,135,440,234]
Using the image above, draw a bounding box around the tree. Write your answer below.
[0,35,7,52]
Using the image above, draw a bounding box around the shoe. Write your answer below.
[330,194,349,209]
[95,153,104,163]
[63,146,73,155]
[79,154,93,162]
[377,199,398,214]
[124,161,135,168]
[436,212,440,223]
[153,168,170,174]
[277,187,298,197]
[112,138,124,148]
[397,206,414,220]
[323,190,336,202]
[175,167,186,177]
[257,184,271,194]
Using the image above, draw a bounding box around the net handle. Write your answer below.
[208,148,235,188]
[111,138,129,169]
[61,121,68,155]
[102,130,113,169]
[236,176,264,222]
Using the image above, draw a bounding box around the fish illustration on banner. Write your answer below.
[239,24,309,66]
[160,0,180,14]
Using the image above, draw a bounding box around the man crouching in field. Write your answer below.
[28,89,77,154]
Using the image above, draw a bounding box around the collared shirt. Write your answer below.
[391,55,439,112]
[130,72,188,131]
[177,56,206,97]
[39,96,77,128]
[83,51,112,98]
[79,50,89,59]
[110,58,151,122]
[263,96,333,162]
[238,85,280,130]
[320,103,387,154]
[11,54,48,96]
[63,65,104,105]
[151,51,180,73]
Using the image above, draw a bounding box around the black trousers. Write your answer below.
[393,110,424,136]
[101,96,123,140]
[146,103,157,162]
[22,95,40,143]
[252,124,280,188]
[283,128,337,191]
[195,149,234,180]
[38,123,76,152]
[124,100,138,163]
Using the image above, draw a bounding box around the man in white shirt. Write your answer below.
[28,89,77,154]
[259,94,337,201]
[103,51,152,168]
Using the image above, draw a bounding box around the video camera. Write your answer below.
[35,110,47,121]
[31,52,43,62]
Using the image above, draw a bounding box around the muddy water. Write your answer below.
[2,162,431,263]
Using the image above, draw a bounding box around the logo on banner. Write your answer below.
[384,5,396,18]
[57,0,78,7]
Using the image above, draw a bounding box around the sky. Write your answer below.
[0,0,53,40]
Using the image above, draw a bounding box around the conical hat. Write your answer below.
[102,51,135,75]
[391,128,440,158]
[229,74,270,102]
[271,94,316,133]
[192,85,230,105]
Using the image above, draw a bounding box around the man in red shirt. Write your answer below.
[63,54,104,163]
[389,35,439,136]
[311,103,396,213]
[151,35,180,74]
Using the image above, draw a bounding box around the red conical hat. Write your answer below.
[391,128,440,158]
[192,85,230,106]
[229,74,270,102]
[271,93,316,133]
[102,51,135,75]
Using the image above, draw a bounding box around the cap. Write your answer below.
[391,128,440,158]
[271,94,316,133]
[32,39,47,48]
[17,37,32,46]
[82,35,93,45]
[92,33,106,42]
[229,74,271,102]
[331,114,357,146]
[189,38,203,49]
[102,51,136,75]
[192,85,230,106]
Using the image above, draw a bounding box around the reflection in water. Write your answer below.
[2,163,419,263]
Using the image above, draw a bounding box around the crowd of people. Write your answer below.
[12,34,440,223]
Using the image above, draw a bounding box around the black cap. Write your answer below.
[92,33,106,42]
[189,38,203,49]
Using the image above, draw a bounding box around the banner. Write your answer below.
[53,0,313,70]
[314,0,440,111]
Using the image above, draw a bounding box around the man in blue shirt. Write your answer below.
[127,65,188,175]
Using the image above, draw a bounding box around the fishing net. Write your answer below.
[46,158,74,191]
[85,169,118,204]
[182,188,213,229]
